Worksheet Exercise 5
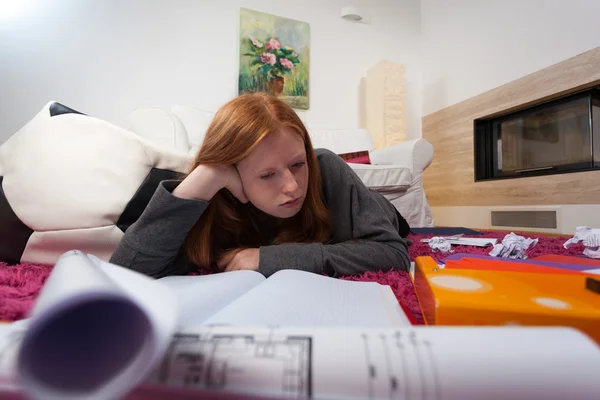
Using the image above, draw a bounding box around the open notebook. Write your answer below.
[158,264,409,328]
[0,250,599,400]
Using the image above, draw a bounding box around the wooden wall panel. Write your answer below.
[422,47,600,207]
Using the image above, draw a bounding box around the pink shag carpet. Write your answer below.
[0,262,54,322]
[407,230,584,262]
[0,230,583,325]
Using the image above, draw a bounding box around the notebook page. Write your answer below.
[203,270,410,327]
[157,270,265,328]
[144,325,600,400]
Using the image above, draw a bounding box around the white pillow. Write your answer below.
[0,103,192,265]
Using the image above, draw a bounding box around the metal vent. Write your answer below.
[491,210,557,229]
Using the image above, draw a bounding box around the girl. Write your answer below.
[110,93,410,278]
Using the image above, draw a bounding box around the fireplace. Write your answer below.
[474,88,600,181]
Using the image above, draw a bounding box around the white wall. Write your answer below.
[421,0,600,115]
[0,0,422,144]
[420,0,600,232]
[432,205,600,235]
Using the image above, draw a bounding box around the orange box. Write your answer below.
[413,256,600,344]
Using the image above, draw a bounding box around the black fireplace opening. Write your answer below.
[474,88,600,181]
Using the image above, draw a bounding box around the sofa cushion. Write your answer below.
[348,164,412,191]
[128,107,190,153]
[309,129,375,154]
[170,105,214,151]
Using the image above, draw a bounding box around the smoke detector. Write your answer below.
[341,6,364,22]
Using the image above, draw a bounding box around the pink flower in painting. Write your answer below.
[280,58,294,69]
[250,37,263,47]
[260,52,277,65]
[291,52,297,57]
[265,39,281,50]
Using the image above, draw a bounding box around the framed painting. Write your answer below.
[238,8,310,109]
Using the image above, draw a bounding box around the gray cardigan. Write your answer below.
[109,149,410,278]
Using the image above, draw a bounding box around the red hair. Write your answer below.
[183,93,332,270]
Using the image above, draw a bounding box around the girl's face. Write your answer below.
[236,127,309,219]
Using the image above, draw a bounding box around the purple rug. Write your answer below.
[0,230,585,325]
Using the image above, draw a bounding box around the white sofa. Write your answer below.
[128,105,435,227]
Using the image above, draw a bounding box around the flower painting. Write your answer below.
[239,8,310,109]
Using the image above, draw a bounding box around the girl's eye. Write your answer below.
[260,172,275,180]
[292,161,306,168]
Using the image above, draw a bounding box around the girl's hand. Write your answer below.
[173,164,248,203]
[217,248,260,272]
[219,165,248,204]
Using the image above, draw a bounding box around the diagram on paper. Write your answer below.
[151,329,312,398]
[362,330,441,400]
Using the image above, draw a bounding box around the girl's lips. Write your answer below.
[281,197,300,207]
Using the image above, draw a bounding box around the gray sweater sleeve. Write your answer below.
[258,149,410,277]
[109,180,208,278]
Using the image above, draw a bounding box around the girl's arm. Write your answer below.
[258,149,410,277]
[111,163,247,278]
[109,180,209,278]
